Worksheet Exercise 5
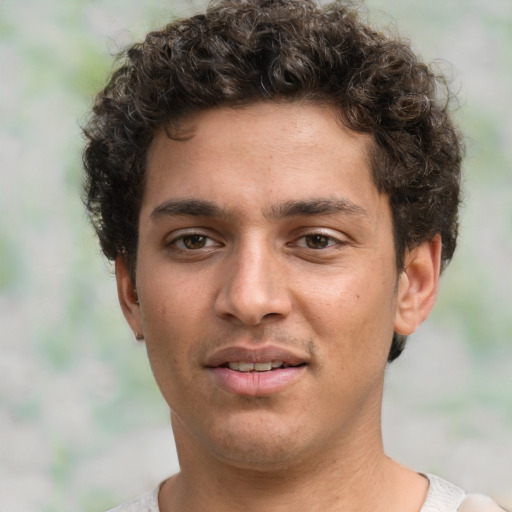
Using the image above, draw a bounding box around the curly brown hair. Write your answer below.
[83,0,463,361]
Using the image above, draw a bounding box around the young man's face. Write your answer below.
[117,102,435,469]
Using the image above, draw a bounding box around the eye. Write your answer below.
[170,233,220,251]
[294,232,342,250]
[303,234,335,249]
[180,234,208,250]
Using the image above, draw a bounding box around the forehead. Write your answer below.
[142,102,379,219]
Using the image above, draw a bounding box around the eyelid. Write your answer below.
[291,229,348,249]
[165,228,223,249]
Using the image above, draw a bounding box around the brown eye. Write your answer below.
[304,234,331,249]
[182,234,207,249]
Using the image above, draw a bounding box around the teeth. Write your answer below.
[254,362,272,371]
[228,361,284,372]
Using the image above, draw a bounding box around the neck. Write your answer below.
[159,416,427,512]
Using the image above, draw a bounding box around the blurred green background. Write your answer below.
[0,0,510,510]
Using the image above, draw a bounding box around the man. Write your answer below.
[82,1,505,510]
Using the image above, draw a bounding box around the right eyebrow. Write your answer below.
[150,199,225,221]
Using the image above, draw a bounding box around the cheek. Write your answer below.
[139,264,210,326]
[136,278,196,374]
[296,264,396,354]
[140,298,202,412]
[300,267,394,320]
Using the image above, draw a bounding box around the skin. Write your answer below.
[116,102,441,511]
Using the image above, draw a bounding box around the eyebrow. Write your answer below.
[150,197,369,222]
[267,198,369,220]
[150,199,225,220]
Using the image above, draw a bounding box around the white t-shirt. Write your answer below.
[106,473,504,512]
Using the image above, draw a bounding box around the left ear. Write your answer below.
[394,235,442,336]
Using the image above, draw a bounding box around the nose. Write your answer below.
[213,240,292,326]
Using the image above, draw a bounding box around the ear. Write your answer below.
[394,235,442,336]
[115,255,143,339]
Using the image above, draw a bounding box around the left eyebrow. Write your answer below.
[266,198,369,220]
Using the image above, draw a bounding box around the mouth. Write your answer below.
[221,361,307,372]
[205,345,308,396]
[205,345,308,370]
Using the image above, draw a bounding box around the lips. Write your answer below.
[227,361,285,372]
[205,345,308,396]
[205,345,307,369]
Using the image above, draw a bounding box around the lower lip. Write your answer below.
[208,366,306,396]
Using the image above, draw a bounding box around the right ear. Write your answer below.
[115,255,143,339]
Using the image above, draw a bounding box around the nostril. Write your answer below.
[262,312,281,320]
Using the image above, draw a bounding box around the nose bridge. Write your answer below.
[214,234,291,325]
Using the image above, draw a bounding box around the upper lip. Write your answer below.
[205,345,309,368]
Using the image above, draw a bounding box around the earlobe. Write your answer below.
[394,235,442,336]
[115,255,144,339]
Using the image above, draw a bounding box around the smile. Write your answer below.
[226,361,306,372]
[206,347,308,396]
[206,345,308,369]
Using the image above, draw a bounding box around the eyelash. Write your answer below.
[167,232,220,251]
[292,232,346,250]
[167,230,345,253]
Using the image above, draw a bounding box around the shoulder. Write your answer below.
[106,484,160,512]
[421,474,507,512]
[420,473,466,512]
[459,494,508,512]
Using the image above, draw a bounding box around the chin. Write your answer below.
[190,409,311,471]
[211,437,301,472]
